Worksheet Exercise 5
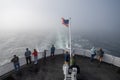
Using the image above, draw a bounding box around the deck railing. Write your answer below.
[0,49,120,76]
[74,49,120,67]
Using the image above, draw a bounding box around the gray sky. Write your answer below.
[0,0,120,33]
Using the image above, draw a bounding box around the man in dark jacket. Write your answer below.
[64,51,70,63]
[11,55,20,71]
[51,45,55,56]
[25,48,32,64]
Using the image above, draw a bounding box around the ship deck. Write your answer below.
[0,54,120,80]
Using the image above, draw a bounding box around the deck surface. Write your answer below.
[1,54,120,80]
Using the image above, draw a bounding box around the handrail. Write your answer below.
[0,49,63,76]
[0,49,120,76]
[74,49,120,67]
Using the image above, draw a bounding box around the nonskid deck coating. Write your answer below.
[0,54,120,80]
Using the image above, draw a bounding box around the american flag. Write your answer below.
[61,18,69,27]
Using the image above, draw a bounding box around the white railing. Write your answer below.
[0,49,63,76]
[0,49,120,76]
[74,49,120,67]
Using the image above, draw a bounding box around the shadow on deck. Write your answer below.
[1,54,120,80]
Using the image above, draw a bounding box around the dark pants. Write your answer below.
[51,52,54,56]
[26,56,31,64]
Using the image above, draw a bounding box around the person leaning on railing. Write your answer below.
[97,48,104,64]
[11,55,20,71]
[90,47,96,62]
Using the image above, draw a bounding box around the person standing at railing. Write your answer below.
[98,48,104,64]
[90,47,96,62]
[11,55,20,71]
[32,49,38,64]
[43,50,47,60]
[25,48,32,64]
[50,45,55,57]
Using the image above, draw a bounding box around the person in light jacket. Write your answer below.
[90,47,96,62]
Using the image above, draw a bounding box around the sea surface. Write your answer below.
[0,28,120,65]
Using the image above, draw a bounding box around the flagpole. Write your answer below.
[68,18,72,58]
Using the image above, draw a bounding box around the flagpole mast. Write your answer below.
[69,18,72,58]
